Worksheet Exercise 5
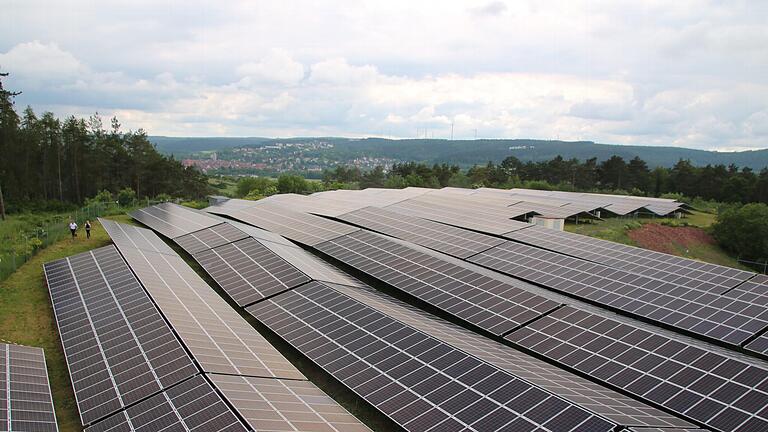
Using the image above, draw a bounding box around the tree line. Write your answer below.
[319,156,768,204]
[0,75,209,214]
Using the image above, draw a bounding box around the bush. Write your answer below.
[276,174,309,194]
[712,203,768,261]
[155,193,172,202]
[85,190,114,206]
[117,187,136,207]
[236,177,277,198]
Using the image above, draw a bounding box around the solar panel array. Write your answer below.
[175,222,249,255]
[0,344,58,432]
[468,241,768,346]
[337,206,505,259]
[248,281,617,432]
[507,306,768,432]
[209,374,372,432]
[44,245,198,425]
[316,230,561,336]
[328,284,697,429]
[129,202,220,238]
[504,225,753,293]
[194,237,311,306]
[83,375,246,432]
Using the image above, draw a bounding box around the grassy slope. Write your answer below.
[0,215,133,432]
[566,211,747,269]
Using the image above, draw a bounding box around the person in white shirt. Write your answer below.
[69,221,78,239]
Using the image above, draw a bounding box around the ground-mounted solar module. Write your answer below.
[468,241,768,346]
[209,374,372,432]
[224,203,360,246]
[258,240,363,288]
[83,375,247,432]
[174,222,249,255]
[247,281,617,432]
[99,218,177,256]
[503,225,753,294]
[506,201,598,220]
[328,284,697,429]
[102,221,304,380]
[43,245,198,426]
[507,306,768,432]
[628,428,705,432]
[315,230,561,336]
[194,237,311,306]
[336,206,507,259]
[0,344,58,432]
[117,246,304,380]
[384,198,531,235]
[129,202,221,239]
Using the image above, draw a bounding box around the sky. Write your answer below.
[1,0,767,151]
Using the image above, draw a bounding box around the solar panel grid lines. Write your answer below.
[502,225,752,294]
[208,374,372,432]
[83,375,247,432]
[247,282,617,432]
[1,344,59,432]
[129,203,221,239]
[383,198,532,236]
[257,240,364,288]
[99,218,177,256]
[468,241,768,346]
[193,237,312,306]
[506,306,768,432]
[229,204,360,246]
[174,223,250,255]
[628,428,707,432]
[43,245,199,426]
[116,246,305,380]
[336,206,506,259]
[327,283,697,430]
[315,230,562,336]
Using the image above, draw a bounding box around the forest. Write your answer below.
[0,74,209,214]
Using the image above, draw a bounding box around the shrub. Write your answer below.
[712,203,768,261]
[117,187,136,207]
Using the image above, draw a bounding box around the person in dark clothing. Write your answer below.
[85,220,92,239]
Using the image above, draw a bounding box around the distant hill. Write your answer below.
[148,136,768,169]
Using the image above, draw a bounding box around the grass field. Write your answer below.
[0,215,133,432]
[566,211,748,269]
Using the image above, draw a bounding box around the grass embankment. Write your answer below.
[566,211,747,269]
[0,215,133,432]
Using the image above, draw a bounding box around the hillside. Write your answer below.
[149,136,768,169]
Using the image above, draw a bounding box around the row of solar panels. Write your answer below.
[189,192,765,432]
[0,343,58,432]
[43,223,370,432]
[125,206,692,431]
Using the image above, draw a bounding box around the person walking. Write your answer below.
[85,220,92,239]
[69,220,78,239]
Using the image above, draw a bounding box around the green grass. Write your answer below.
[566,217,639,245]
[208,176,238,197]
[0,215,133,432]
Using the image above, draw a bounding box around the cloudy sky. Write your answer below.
[1,1,767,150]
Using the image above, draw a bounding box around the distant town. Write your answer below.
[182,139,399,177]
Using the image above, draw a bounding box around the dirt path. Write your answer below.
[628,224,715,255]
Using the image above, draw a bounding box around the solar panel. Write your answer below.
[259,240,363,287]
[193,237,311,306]
[469,241,768,346]
[99,218,177,256]
[84,375,247,432]
[209,374,372,431]
[0,344,58,432]
[247,281,616,432]
[43,245,198,425]
[117,245,304,380]
[129,202,220,238]
[174,223,249,255]
[328,284,696,429]
[337,206,506,259]
[504,225,753,293]
[628,428,705,432]
[227,203,360,246]
[385,197,531,235]
[316,230,561,336]
[507,306,768,432]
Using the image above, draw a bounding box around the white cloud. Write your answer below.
[235,49,304,86]
[0,1,766,150]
